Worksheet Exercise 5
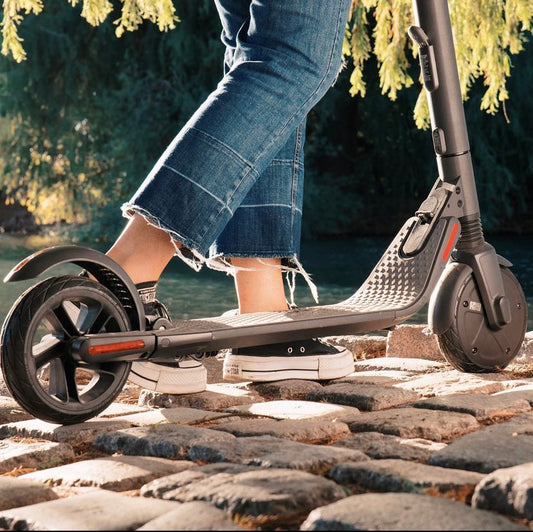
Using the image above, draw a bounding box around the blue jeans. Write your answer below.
[123,0,351,291]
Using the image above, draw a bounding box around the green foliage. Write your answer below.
[304,36,533,237]
[304,59,434,237]
[344,0,532,127]
[465,41,533,233]
[0,0,221,237]
[1,0,43,62]
[1,0,178,62]
[0,0,531,241]
[2,0,532,125]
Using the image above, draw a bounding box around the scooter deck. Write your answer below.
[82,217,456,361]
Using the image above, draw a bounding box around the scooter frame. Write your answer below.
[2,0,528,403]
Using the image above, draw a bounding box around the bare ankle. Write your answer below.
[106,214,175,284]
[232,257,289,314]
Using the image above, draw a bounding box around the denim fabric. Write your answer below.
[123,0,351,264]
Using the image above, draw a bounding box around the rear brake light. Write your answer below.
[88,340,146,356]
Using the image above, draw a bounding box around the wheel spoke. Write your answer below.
[47,358,80,403]
[88,311,112,334]
[73,301,104,334]
[45,305,79,337]
[78,365,117,403]
[33,334,64,369]
[63,361,80,403]
[48,359,68,401]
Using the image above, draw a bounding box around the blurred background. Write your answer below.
[1,0,532,326]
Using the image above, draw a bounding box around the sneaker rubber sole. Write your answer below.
[128,360,207,394]
[222,346,354,382]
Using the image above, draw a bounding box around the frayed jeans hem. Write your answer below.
[121,202,319,306]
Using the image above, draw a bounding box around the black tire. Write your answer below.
[1,275,132,424]
[437,266,527,373]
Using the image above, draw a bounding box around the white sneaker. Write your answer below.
[128,283,208,394]
[223,338,354,382]
[128,358,207,394]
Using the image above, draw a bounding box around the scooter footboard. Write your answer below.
[76,216,459,361]
[339,216,459,314]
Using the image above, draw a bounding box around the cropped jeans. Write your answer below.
[123,0,352,301]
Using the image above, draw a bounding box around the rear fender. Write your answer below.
[4,245,144,330]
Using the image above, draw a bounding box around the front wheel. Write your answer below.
[437,266,527,373]
[1,275,132,424]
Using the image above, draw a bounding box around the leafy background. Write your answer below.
[0,0,532,242]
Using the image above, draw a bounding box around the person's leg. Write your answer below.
[107,214,175,285]
[215,0,292,316]
[107,214,289,311]
[232,258,287,313]
[115,0,353,390]
[123,0,352,259]
[109,0,296,312]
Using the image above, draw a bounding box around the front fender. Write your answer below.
[428,254,513,335]
[428,261,473,335]
[5,245,144,331]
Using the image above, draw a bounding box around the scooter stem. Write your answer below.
[411,0,511,329]
[410,0,478,215]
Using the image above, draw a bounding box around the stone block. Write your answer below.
[138,383,263,410]
[413,393,531,421]
[472,462,533,520]
[300,492,527,530]
[94,424,235,459]
[249,380,324,400]
[335,371,413,385]
[328,459,483,502]
[306,382,419,411]
[0,418,134,444]
[395,370,509,397]
[97,402,150,418]
[353,357,445,373]
[0,395,32,424]
[0,477,58,511]
[142,467,346,529]
[21,456,196,491]
[113,407,231,426]
[333,432,446,463]
[225,400,361,423]
[0,490,181,530]
[209,418,351,444]
[517,334,533,362]
[386,325,443,361]
[187,435,369,474]
[0,439,75,474]
[347,407,479,442]
[323,334,387,360]
[493,385,533,406]
[429,412,533,473]
[138,501,243,530]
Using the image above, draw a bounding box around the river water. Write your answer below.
[1,232,532,330]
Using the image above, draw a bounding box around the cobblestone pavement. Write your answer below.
[0,324,532,531]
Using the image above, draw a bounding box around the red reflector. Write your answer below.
[88,340,146,355]
[442,222,460,261]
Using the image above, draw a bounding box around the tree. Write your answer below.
[0,0,531,239]
[0,1,222,235]
[345,0,532,127]
[1,0,178,61]
[2,0,532,125]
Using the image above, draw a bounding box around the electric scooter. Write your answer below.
[1,0,527,425]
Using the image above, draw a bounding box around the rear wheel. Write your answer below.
[1,275,131,424]
[437,267,527,372]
